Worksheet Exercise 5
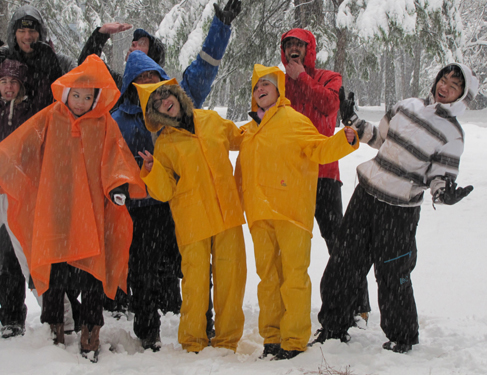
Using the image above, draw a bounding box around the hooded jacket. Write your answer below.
[1,5,76,113]
[280,29,342,181]
[352,63,479,207]
[135,80,245,247]
[0,54,147,298]
[236,65,358,234]
[0,59,33,138]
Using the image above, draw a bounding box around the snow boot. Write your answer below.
[1,324,25,338]
[382,341,412,353]
[50,323,64,345]
[308,327,350,346]
[141,332,162,352]
[259,343,281,359]
[80,325,101,363]
[271,348,303,360]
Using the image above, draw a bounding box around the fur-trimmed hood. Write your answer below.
[133,78,194,133]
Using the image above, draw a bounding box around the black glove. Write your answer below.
[339,86,357,126]
[214,0,242,25]
[434,178,473,205]
[109,183,130,206]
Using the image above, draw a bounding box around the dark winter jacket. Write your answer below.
[281,29,342,181]
[0,5,76,114]
[0,97,32,140]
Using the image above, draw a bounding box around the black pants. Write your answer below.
[315,178,370,314]
[41,269,104,328]
[0,225,26,326]
[318,185,420,345]
[128,203,182,340]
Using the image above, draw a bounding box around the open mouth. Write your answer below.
[291,53,299,58]
[167,103,174,111]
[438,92,446,99]
[258,93,267,99]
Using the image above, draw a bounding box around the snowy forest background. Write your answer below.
[1,0,486,119]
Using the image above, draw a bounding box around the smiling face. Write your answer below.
[0,76,21,101]
[15,28,40,54]
[253,78,279,111]
[435,71,464,104]
[283,37,306,64]
[125,36,150,61]
[153,92,181,120]
[67,87,95,118]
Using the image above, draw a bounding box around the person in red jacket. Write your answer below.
[280,29,370,325]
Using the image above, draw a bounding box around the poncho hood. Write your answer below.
[52,54,120,119]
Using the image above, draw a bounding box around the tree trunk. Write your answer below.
[411,41,422,98]
[294,0,323,28]
[0,1,9,44]
[384,44,396,112]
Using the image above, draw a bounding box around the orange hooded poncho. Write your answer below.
[0,54,147,298]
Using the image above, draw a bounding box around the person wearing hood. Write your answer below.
[0,54,147,361]
[280,29,371,323]
[0,59,33,339]
[313,63,478,353]
[136,78,247,354]
[235,64,358,360]
[109,0,241,350]
[0,5,76,113]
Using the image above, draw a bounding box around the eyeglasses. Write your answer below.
[152,90,171,110]
[134,70,158,83]
[284,39,306,49]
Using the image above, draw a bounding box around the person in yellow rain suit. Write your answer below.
[235,64,358,360]
[135,78,247,353]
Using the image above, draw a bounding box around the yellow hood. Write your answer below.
[251,64,290,112]
[133,78,178,124]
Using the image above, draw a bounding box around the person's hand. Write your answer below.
[433,178,473,205]
[285,60,305,80]
[339,86,358,126]
[109,183,129,206]
[213,0,242,25]
[343,127,356,144]
[99,22,133,35]
[138,150,154,172]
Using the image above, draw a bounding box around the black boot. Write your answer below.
[382,341,412,353]
[308,327,350,346]
[259,343,280,359]
[271,348,303,360]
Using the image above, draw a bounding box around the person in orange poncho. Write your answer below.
[0,54,146,361]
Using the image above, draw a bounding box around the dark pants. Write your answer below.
[315,178,370,314]
[41,269,104,328]
[318,184,420,345]
[0,225,26,326]
[129,203,182,340]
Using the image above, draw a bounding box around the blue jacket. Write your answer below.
[112,16,231,207]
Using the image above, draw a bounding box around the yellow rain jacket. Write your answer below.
[136,80,246,247]
[0,54,147,298]
[236,64,359,234]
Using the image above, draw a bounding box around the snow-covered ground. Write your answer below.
[1,106,486,375]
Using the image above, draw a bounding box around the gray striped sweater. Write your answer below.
[352,63,479,207]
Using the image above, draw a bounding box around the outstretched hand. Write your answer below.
[99,22,133,35]
[343,127,356,144]
[214,0,242,25]
[440,179,474,205]
[339,86,357,126]
[138,150,154,172]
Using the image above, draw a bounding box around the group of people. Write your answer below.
[0,0,479,364]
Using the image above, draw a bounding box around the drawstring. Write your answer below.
[8,99,15,126]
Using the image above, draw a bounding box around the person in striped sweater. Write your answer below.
[313,63,479,353]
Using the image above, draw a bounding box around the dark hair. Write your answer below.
[433,64,465,98]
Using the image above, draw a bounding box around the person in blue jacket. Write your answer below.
[111,0,241,351]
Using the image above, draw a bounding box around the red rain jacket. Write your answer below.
[281,29,342,181]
